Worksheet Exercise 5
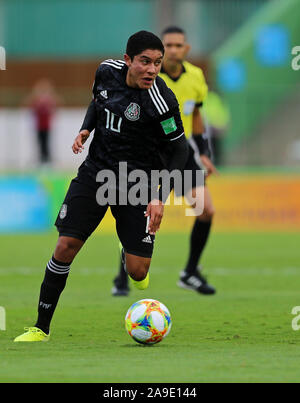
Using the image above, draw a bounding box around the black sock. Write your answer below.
[114,251,128,287]
[184,219,212,275]
[35,256,71,334]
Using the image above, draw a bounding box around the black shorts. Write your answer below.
[174,143,206,197]
[55,176,155,258]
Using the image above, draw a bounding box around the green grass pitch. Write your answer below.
[0,231,300,383]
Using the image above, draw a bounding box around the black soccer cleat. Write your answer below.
[111,285,130,297]
[111,274,130,296]
[177,267,216,295]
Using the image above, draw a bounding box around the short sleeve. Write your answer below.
[195,68,208,105]
[157,107,185,142]
[150,81,185,142]
[92,65,102,100]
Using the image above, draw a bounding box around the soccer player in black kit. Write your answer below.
[14,31,188,342]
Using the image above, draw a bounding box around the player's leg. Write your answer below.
[179,185,216,294]
[112,245,150,295]
[185,185,215,272]
[38,129,50,163]
[14,177,108,341]
[42,129,50,163]
[176,144,216,295]
[37,129,44,163]
[112,244,130,296]
[14,235,85,342]
[125,252,151,290]
[33,236,84,335]
[112,204,154,291]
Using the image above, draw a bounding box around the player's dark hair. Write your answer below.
[126,30,164,60]
[161,26,186,37]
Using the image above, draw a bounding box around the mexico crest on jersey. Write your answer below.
[124,102,140,121]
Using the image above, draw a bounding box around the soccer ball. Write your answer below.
[125,299,172,345]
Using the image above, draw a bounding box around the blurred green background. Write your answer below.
[1,0,300,384]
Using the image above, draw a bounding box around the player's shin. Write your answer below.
[125,254,151,290]
[184,218,212,274]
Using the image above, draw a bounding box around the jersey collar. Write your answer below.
[120,63,129,85]
[160,63,186,82]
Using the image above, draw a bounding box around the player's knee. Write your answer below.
[201,204,215,220]
[127,262,149,282]
[130,270,148,282]
[54,236,83,262]
[207,205,215,218]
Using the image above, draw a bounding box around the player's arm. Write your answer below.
[192,107,218,176]
[80,100,97,133]
[192,68,218,175]
[72,66,100,154]
[146,131,188,235]
[72,101,97,154]
[158,92,189,187]
[146,107,188,234]
[192,104,205,133]
[159,105,189,185]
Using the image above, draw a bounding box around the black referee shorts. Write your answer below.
[174,144,206,197]
[55,177,155,258]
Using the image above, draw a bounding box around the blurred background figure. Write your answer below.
[202,90,230,166]
[24,79,62,166]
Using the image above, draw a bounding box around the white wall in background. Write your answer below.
[0,108,92,171]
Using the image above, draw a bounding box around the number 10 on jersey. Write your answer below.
[105,108,122,133]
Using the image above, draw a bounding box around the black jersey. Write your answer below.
[84,59,185,177]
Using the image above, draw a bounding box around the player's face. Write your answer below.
[125,49,163,89]
[162,33,190,65]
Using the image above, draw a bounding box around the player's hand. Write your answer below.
[200,155,219,177]
[145,199,164,235]
[72,130,90,154]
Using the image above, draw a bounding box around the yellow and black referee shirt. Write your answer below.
[159,60,208,138]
